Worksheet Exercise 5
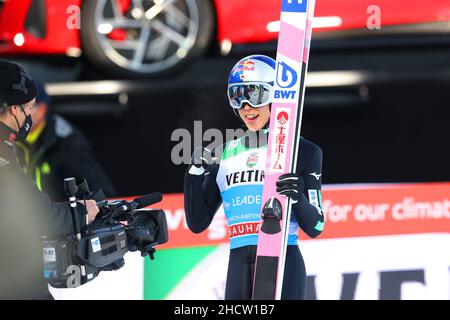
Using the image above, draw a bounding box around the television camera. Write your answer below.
[43,177,168,288]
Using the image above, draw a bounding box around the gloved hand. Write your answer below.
[276,173,304,204]
[191,146,218,167]
[188,146,219,176]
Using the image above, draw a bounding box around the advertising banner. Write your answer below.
[51,182,450,300]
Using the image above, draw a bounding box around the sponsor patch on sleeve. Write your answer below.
[308,189,323,215]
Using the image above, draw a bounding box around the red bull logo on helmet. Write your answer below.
[236,61,256,80]
[228,55,275,86]
[241,60,255,70]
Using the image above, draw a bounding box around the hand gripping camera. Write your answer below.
[42,178,169,288]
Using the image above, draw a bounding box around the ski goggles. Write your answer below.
[227,82,273,109]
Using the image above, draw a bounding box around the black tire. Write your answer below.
[80,0,215,78]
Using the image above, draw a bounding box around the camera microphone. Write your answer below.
[116,193,163,213]
[134,192,163,209]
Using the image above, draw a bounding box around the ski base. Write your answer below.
[253,256,279,300]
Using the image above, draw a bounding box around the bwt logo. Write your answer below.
[274,61,298,100]
[282,0,307,12]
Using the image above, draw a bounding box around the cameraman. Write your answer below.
[15,80,117,201]
[0,60,99,299]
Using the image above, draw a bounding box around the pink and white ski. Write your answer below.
[253,0,316,300]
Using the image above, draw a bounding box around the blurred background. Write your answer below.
[1,0,449,300]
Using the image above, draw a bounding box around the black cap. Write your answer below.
[0,60,37,110]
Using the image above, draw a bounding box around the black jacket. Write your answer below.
[0,127,87,299]
[15,114,116,201]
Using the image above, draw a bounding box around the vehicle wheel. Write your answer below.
[80,0,215,78]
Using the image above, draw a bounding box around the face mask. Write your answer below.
[13,105,33,142]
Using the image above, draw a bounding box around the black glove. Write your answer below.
[276,173,305,204]
[188,146,219,176]
[191,147,218,167]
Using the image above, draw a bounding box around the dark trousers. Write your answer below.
[225,245,306,300]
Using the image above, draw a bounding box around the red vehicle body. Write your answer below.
[1,0,449,55]
[0,0,81,55]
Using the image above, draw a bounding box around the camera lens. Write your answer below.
[126,213,158,252]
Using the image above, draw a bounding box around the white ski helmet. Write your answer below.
[227,55,276,113]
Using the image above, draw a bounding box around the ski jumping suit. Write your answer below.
[184,130,324,299]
